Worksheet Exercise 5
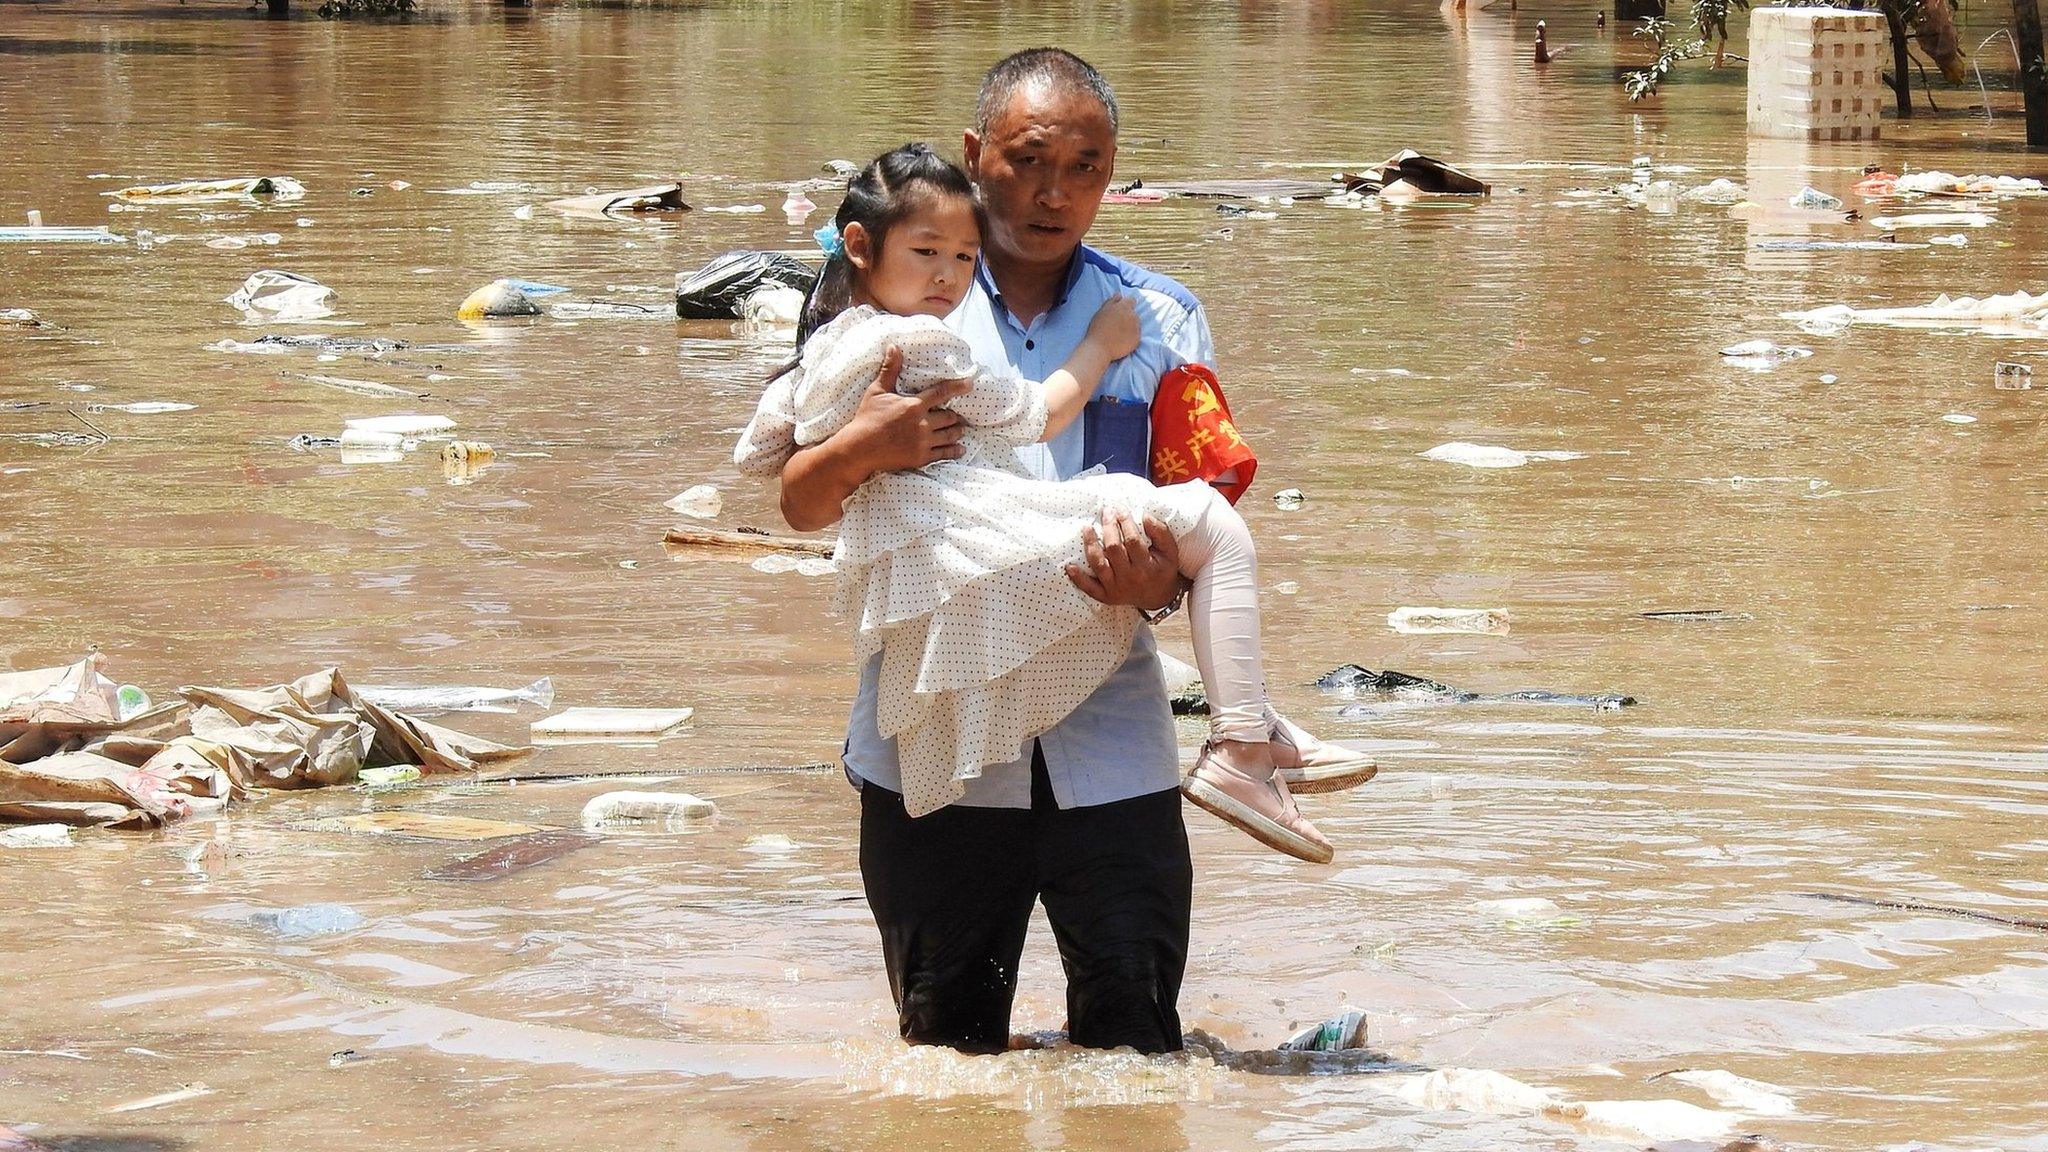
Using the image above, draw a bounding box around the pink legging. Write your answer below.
[1171,487,1271,744]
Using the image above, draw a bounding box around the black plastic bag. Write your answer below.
[674,250,818,319]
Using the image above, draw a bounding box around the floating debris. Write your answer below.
[1420,442,1586,469]
[1388,606,1510,635]
[1642,609,1753,622]
[226,270,335,322]
[108,176,304,202]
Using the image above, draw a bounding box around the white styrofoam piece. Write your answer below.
[530,707,695,739]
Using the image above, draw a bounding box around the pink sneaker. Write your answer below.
[1180,741,1335,864]
[1270,713,1379,795]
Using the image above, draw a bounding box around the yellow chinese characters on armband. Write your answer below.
[1149,364,1257,504]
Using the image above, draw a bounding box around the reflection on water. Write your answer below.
[4,0,2048,1148]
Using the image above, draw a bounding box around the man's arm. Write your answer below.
[1064,292,1214,612]
[778,346,976,532]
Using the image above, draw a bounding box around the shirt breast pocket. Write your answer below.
[1081,396,1151,478]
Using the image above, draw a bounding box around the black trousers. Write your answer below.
[858,746,1193,1055]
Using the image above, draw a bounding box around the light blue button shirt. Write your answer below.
[841,245,1217,809]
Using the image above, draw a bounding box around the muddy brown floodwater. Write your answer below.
[5,1,2048,1149]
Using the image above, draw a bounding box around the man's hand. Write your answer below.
[1065,509,1183,611]
[778,344,973,532]
[846,345,973,474]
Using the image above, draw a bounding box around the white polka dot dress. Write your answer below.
[735,307,1209,817]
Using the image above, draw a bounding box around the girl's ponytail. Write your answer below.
[796,224,855,350]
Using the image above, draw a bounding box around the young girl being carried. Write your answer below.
[735,143,1374,863]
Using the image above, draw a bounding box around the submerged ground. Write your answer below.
[3,2,2047,1149]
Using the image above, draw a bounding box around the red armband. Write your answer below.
[1149,364,1257,504]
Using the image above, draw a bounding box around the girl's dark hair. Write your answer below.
[770,142,977,379]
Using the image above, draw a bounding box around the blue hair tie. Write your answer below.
[814,222,844,259]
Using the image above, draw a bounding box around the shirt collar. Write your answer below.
[974,247,1092,319]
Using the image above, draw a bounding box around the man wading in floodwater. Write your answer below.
[775,49,1211,1054]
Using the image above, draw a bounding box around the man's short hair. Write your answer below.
[974,48,1119,136]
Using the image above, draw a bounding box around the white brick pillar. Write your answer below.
[1747,7,1890,140]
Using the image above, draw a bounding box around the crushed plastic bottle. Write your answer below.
[1789,186,1844,211]
[1994,362,2034,390]
[1273,488,1305,510]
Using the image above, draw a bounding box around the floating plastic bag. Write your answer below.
[1893,171,2045,196]
[1788,186,1844,211]
[226,270,335,322]
[739,284,806,329]
[1719,339,1813,368]
[1682,178,1745,204]
[1782,290,2048,333]
[581,791,716,829]
[675,250,818,319]
[354,677,555,717]
[664,484,722,519]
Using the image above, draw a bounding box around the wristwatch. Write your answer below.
[1138,578,1192,625]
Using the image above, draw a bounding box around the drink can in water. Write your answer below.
[1278,1008,1369,1052]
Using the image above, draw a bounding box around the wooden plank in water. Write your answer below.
[662,524,835,557]
[423,830,599,882]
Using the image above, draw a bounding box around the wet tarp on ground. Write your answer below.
[546,184,690,220]
[675,250,818,319]
[0,661,529,828]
